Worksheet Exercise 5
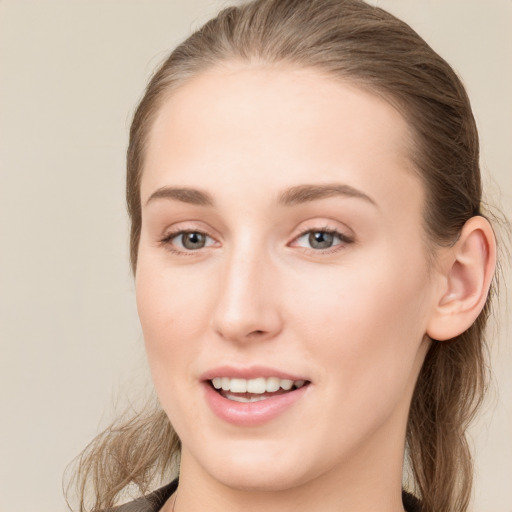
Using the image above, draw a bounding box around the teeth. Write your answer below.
[224,393,268,403]
[230,378,247,393]
[266,377,280,392]
[211,377,307,394]
[280,379,293,391]
[247,377,266,394]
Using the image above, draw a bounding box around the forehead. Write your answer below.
[142,63,421,213]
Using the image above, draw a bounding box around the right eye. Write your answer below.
[161,230,217,253]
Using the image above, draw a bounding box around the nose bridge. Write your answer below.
[212,233,281,342]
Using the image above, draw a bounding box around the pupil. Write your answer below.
[309,231,333,249]
[183,232,205,249]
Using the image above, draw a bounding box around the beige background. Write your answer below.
[0,1,510,511]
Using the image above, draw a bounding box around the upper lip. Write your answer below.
[199,365,310,382]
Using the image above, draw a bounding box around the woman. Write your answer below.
[69,1,500,511]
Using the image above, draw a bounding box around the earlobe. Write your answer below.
[426,216,496,341]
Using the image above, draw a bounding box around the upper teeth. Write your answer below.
[211,377,306,394]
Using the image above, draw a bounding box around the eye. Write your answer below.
[292,229,353,251]
[161,230,216,252]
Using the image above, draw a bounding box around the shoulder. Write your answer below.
[110,480,178,512]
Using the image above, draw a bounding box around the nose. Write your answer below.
[211,245,283,344]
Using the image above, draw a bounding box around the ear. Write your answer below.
[426,216,496,341]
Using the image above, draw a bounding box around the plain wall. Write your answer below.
[0,1,510,511]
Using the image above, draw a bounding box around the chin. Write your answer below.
[212,464,310,493]
[187,438,319,493]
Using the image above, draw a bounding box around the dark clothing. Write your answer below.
[112,480,178,512]
[113,479,422,512]
[402,490,422,512]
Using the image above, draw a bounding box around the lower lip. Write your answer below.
[203,382,309,426]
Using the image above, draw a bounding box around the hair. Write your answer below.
[66,1,501,511]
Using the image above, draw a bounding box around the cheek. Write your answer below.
[135,260,212,432]
[289,258,428,340]
[135,254,205,382]
[286,247,431,391]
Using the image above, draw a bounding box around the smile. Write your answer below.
[201,367,311,425]
[210,376,307,402]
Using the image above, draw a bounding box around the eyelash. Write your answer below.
[159,227,354,256]
[159,229,215,256]
[292,227,354,254]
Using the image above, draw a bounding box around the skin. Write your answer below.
[135,64,493,512]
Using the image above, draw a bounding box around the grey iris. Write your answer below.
[309,231,334,249]
[182,232,206,249]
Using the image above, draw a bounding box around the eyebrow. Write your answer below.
[145,186,214,207]
[278,183,377,208]
[145,183,377,209]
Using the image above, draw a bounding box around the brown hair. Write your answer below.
[67,1,500,511]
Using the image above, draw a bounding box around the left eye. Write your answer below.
[294,230,349,250]
[167,231,216,251]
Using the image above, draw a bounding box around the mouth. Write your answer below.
[202,369,312,425]
[209,377,310,403]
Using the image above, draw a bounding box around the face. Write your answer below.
[136,64,435,492]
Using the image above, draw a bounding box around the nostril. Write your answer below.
[245,329,268,339]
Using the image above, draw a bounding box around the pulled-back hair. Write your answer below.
[67,1,499,511]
